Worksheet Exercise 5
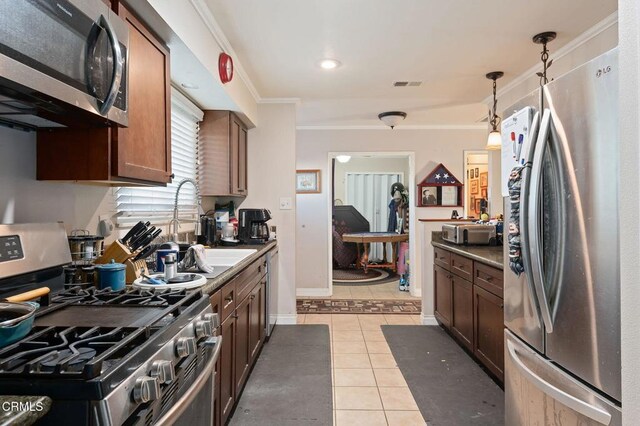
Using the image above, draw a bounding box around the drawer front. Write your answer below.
[210,290,222,317]
[434,247,451,270]
[236,258,265,303]
[474,262,504,298]
[451,253,473,281]
[220,280,236,321]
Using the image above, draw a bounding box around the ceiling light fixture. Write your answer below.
[485,71,504,150]
[378,111,407,129]
[336,155,351,163]
[533,31,557,86]
[319,59,341,70]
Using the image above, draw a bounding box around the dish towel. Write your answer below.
[508,167,525,276]
[178,244,215,274]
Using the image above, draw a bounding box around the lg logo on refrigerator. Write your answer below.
[596,66,612,78]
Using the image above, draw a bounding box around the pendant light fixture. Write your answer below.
[533,31,556,86]
[378,111,407,129]
[485,71,504,150]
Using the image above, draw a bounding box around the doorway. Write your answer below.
[463,150,490,219]
[328,153,420,308]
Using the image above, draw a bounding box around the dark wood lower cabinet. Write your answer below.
[473,285,505,382]
[434,265,452,327]
[235,295,251,393]
[220,315,236,425]
[213,254,272,425]
[451,275,474,351]
[249,280,263,363]
[433,245,504,385]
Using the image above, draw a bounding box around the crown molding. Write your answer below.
[189,0,262,103]
[296,124,487,131]
[482,11,618,105]
[259,98,302,105]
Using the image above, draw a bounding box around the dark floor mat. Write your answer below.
[382,325,504,426]
[229,325,332,426]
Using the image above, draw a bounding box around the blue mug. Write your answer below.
[156,249,178,273]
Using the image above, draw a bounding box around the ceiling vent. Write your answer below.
[393,81,422,87]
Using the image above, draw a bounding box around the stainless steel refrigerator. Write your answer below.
[501,48,621,425]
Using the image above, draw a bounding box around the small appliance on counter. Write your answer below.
[238,209,271,244]
[442,223,497,246]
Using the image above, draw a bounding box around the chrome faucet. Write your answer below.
[169,178,204,242]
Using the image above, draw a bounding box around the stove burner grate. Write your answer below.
[52,286,189,307]
[0,325,155,379]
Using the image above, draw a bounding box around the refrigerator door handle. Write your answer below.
[507,340,612,425]
[519,111,543,324]
[527,108,555,333]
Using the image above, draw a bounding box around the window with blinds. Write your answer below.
[115,89,204,226]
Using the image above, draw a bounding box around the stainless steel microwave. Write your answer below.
[0,0,129,129]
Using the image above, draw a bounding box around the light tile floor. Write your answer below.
[298,313,426,426]
[331,281,420,300]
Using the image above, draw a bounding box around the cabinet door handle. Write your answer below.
[250,295,256,300]
[485,276,494,281]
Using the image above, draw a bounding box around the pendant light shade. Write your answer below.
[486,130,502,150]
[485,71,504,150]
[378,111,407,129]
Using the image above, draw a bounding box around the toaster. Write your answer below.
[442,224,497,246]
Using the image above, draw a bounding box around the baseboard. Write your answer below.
[274,314,297,325]
[421,314,438,326]
[296,288,331,297]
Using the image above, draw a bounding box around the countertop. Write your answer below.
[0,396,51,426]
[430,231,503,270]
[200,240,277,294]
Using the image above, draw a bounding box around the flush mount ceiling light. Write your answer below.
[319,59,341,70]
[336,155,351,163]
[378,111,407,129]
[485,71,504,150]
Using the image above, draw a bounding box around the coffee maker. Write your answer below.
[238,209,271,244]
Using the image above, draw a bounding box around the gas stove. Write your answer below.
[0,224,221,425]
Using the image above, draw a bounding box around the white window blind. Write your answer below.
[116,88,204,226]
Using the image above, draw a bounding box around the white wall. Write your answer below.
[618,2,640,424]
[334,156,410,205]
[242,103,297,322]
[296,128,487,309]
[0,127,115,236]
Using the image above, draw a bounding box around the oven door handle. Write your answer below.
[155,336,222,426]
[98,14,124,116]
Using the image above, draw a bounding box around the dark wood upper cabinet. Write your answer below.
[199,111,248,196]
[37,3,171,186]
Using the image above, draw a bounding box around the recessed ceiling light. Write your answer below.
[319,59,341,70]
[181,82,199,89]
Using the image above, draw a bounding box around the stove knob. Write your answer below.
[194,319,214,339]
[175,336,197,358]
[132,376,160,404]
[203,313,220,329]
[150,360,175,384]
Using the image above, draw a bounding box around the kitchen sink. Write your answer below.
[205,248,257,266]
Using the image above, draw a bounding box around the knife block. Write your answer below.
[96,241,149,284]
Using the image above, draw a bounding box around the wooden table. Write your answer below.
[342,232,409,273]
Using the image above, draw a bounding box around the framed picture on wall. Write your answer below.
[480,172,488,187]
[441,186,458,206]
[296,169,321,193]
[474,167,479,177]
[421,186,438,205]
[469,169,474,179]
[481,187,488,198]
[470,179,479,194]
[470,195,476,207]
[475,199,482,214]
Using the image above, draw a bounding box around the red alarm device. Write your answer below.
[219,52,234,84]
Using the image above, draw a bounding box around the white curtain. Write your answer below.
[345,173,402,260]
